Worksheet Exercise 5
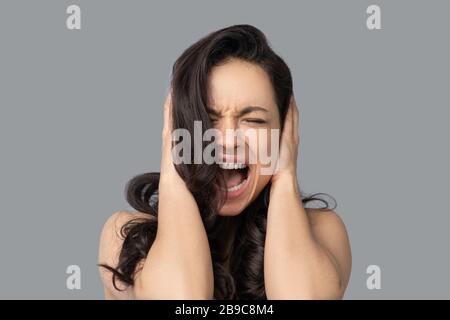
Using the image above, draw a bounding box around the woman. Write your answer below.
[98,24,351,299]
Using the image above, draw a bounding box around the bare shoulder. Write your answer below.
[305,208,350,250]
[306,208,346,229]
[98,210,151,299]
[305,208,352,292]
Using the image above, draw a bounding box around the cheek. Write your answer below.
[245,127,280,169]
[243,127,276,160]
[257,173,271,185]
[251,172,271,201]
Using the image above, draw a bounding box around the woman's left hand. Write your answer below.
[270,94,300,189]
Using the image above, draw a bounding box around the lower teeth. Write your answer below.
[227,178,247,192]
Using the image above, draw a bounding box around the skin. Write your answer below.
[98,58,352,299]
[206,58,279,215]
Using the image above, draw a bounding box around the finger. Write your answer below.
[162,89,174,162]
[281,109,290,145]
[291,94,300,144]
[163,88,173,134]
[287,95,295,139]
[282,98,293,138]
[290,96,295,136]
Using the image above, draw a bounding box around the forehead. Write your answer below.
[207,59,277,112]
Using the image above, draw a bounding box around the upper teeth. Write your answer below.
[219,163,247,170]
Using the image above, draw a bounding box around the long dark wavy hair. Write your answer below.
[100,24,336,299]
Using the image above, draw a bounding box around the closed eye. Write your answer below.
[243,118,267,124]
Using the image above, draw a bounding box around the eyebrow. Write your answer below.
[206,106,269,117]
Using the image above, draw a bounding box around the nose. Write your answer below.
[214,117,237,147]
[214,118,246,163]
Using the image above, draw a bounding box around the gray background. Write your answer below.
[0,0,448,299]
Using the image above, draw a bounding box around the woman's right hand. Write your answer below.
[159,88,184,185]
[133,88,214,300]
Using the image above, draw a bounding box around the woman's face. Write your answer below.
[207,58,280,216]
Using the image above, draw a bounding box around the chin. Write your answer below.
[218,202,247,216]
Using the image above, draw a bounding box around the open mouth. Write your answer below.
[218,162,250,195]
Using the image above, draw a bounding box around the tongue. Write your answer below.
[223,169,245,188]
